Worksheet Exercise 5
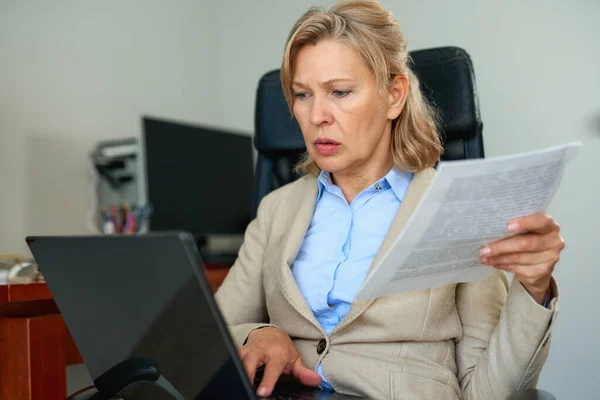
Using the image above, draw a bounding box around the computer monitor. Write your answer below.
[142,116,254,241]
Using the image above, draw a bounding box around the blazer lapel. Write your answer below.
[277,176,323,329]
[330,168,436,336]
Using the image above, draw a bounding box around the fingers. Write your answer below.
[240,327,312,397]
[256,358,286,397]
[488,262,554,277]
[291,358,322,387]
[239,348,263,385]
[508,213,559,235]
[481,233,564,257]
[481,249,559,267]
[254,356,322,396]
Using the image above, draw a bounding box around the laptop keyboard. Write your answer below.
[255,374,336,399]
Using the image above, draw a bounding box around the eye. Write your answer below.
[293,92,310,100]
[333,90,350,98]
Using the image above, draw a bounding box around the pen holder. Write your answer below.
[98,203,153,235]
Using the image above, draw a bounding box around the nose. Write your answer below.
[308,96,333,126]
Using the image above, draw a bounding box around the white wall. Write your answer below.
[0,0,222,254]
[1,0,598,398]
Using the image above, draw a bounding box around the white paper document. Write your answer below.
[355,142,581,300]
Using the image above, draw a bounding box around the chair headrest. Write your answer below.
[409,46,481,144]
[254,46,481,153]
[254,70,305,154]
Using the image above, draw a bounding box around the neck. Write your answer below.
[331,157,394,204]
[330,122,394,204]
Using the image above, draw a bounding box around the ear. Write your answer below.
[386,74,409,120]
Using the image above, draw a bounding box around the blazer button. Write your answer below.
[317,339,327,355]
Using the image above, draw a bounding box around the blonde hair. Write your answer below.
[281,0,443,176]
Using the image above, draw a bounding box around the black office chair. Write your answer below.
[253,46,484,216]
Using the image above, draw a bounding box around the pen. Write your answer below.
[137,204,153,233]
[121,203,130,234]
[110,205,119,233]
[99,205,115,234]
[127,214,136,235]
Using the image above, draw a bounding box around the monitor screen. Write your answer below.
[142,116,254,238]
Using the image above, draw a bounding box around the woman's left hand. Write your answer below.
[479,212,565,304]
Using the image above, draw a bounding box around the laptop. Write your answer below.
[27,233,365,400]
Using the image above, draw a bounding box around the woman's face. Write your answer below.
[291,39,406,178]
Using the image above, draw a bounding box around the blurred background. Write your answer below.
[0,0,598,398]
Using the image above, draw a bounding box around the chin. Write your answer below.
[312,157,347,174]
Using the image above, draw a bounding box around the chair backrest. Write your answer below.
[252,46,484,216]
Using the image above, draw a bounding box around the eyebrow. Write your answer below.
[291,78,356,89]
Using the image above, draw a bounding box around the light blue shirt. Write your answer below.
[291,167,414,390]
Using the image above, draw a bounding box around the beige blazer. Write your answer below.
[215,168,559,400]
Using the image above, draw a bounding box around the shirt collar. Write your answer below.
[317,167,414,202]
[385,167,414,201]
[317,170,334,201]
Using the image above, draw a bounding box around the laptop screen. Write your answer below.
[27,233,254,398]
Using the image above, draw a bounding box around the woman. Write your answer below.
[215,1,563,399]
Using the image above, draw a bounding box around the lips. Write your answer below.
[314,138,341,155]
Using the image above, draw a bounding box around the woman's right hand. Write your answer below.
[240,327,322,397]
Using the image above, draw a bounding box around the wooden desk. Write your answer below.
[0,282,66,400]
[0,267,230,400]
